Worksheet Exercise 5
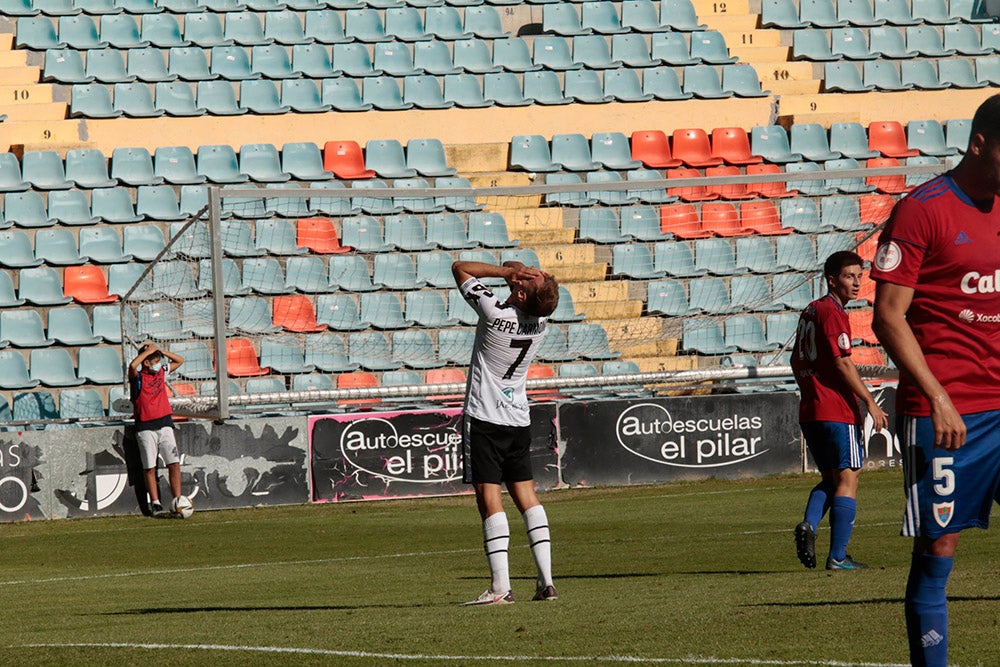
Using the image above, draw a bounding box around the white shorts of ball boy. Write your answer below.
[136,426,180,470]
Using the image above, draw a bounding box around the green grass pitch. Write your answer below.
[1,469,998,666]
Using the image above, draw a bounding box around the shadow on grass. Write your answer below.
[749,595,1000,608]
[101,602,446,615]
[674,570,789,575]
[462,573,661,582]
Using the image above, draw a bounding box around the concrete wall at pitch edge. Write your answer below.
[0,387,902,522]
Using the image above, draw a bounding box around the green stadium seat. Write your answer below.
[414,40,461,75]
[169,46,216,81]
[101,13,148,48]
[322,78,373,111]
[59,15,108,49]
[661,0,708,30]
[113,81,165,117]
[863,60,912,90]
[464,6,510,37]
[5,192,57,227]
[824,61,875,92]
[303,9,350,44]
[156,80,207,115]
[651,32,699,65]
[0,230,42,267]
[329,254,378,291]
[683,64,734,98]
[792,29,839,61]
[761,0,808,27]
[47,190,99,226]
[424,5,472,40]
[30,348,85,386]
[837,0,886,26]
[225,12,272,46]
[899,59,949,90]
[127,48,178,84]
[303,332,359,373]
[572,34,623,69]
[831,27,878,59]
[344,8,391,42]
[141,13,190,47]
[184,12,232,47]
[43,48,93,84]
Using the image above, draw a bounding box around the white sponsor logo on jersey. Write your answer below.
[959,309,975,323]
[960,270,1000,294]
[837,332,851,351]
[873,241,901,272]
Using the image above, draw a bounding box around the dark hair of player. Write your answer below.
[522,274,560,318]
[970,93,1000,145]
[823,251,864,279]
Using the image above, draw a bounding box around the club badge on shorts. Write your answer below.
[933,501,954,528]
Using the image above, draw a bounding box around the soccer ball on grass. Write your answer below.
[172,495,194,519]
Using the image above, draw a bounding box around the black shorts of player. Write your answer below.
[464,416,534,485]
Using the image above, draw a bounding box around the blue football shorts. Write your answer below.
[899,410,1000,539]
[800,421,863,472]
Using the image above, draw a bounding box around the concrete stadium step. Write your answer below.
[693,0,751,16]
[777,89,998,125]
[500,207,567,236]
[597,316,661,346]
[0,83,57,105]
[564,280,629,304]
[546,262,607,283]
[635,355,698,372]
[703,13,759,30]
[2,102,70,122]
[719,29,782,48]
[446,143,509,175]
[1,120,88,152]
[575,300,644,320]
[534,243,593,267]
[727,44,790,61]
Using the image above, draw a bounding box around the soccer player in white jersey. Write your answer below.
[453,259,560,606]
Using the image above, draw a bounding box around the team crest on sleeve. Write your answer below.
[837,333,851,351]
[874,241,902,272]
[933,501,954,528]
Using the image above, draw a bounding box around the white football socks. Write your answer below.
[482,511,511,594]
[523,504,553,588]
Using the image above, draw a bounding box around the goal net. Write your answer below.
[118,162,940,418]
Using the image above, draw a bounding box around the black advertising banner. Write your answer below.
[862,384,902,471]
[560,393,802,487]
[309,403,559,502]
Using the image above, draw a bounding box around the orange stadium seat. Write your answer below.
[865,157,910,194]
[527,364,561,401]
[667,167,719,202]
[855,232,880,266]
[848,309,878,345]
[272,294,329,333]
[705,165,755,200]
[868,121,920,158]
[630,130,682,168]
[337,370,381,406]
[746,163,799,198]
[851,346,885,367]
[859,193,895,225]
[63,266,119,304]
[660,202,712,238]
[425,367,466,404]
[323,140,376,179]
[671,128,723,167]
[296,217,352,254]
[710,127,763,165]
[225,338,271,377]
[739,201,791,235]
[700,202,751,237]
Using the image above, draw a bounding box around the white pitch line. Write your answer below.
[15,642,911,667]
[0,548,477,587]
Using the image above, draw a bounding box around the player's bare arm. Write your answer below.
[873,281,966,450]
[161,348,185,372]
[128,344,158,378]
[832,355,889,432]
